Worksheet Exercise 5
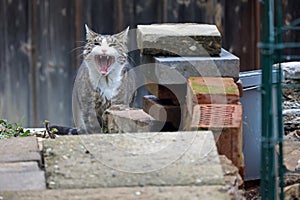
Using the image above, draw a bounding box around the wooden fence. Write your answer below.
[0,0,298,127]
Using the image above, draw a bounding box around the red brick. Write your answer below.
[145,84,186,105]
[186,104,244,178]
[143,95,181,128]
[187,77,240,105]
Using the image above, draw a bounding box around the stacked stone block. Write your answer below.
[137,23,244,178]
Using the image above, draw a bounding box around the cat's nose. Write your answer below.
[102,49,107,53]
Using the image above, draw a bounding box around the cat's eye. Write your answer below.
[108,43,116,47]
[94,42,101,45]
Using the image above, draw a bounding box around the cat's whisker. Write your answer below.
[75,40,87,43]
[76,54,84,59]
[126,55,137,66]
[70,46,85,53]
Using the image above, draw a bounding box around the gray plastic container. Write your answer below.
[240,70,280,180]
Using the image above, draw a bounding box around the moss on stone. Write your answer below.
[191,82,237,95]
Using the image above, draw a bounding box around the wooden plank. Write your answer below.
[34,0,76,127]
[89,0,117,34]
[115,0,135,31]
[282,0,300,60]
[0,0,6,113]
[0,0,31,125]
[135,0,163,24]
[74,0,84,69]
[166,0,194,22]
[222,0,260,71]
[193,0,216,24]
[162,1,218,28]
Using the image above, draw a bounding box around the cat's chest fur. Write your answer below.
[88,61,124,102]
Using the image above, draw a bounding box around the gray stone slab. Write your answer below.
[0,162,46,191]
[0,137,41,163]
[0,171,46,191]
[274,62,300,80]
[0,161,39,173]
[43,131,224,189]
[137,24,222,56]
[153,49,240,84]
[0,185,230,200]
[104,106,165,133]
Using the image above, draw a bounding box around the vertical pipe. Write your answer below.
[275,0,284,199]
[260,0,277,199]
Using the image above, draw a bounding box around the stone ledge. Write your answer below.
[0,185,230,200]
[43,131,224,189]
[137,23,222,56]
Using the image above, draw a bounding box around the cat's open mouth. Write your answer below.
[95,55,115,75]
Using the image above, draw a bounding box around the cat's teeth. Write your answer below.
[107,56,109,60]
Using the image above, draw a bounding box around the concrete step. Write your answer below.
[0,162,46,191]
[0,137,46,191]
[0,137,41,163]
[0,185,230,200]
[43,131,225,189]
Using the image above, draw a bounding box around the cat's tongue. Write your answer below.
[96,55,114,75]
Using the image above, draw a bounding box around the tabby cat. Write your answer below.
[69,25,135,134]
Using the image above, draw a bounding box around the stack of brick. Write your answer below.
[137,23,244,178]
[184,77,244,179]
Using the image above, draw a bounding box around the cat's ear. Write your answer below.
[113,27,129,44]
[85,24,97,41]
[120,26,129,37]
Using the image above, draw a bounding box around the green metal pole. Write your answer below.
[275,0,284,199]
[260,0,277,199]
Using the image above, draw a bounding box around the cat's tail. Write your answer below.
[49,125,78,135]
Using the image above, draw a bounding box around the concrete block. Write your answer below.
[153,49,240,82]
[0,137,41,163]
[43,131,225,189]
[187,77,240,107]
[137,23,222,56]
[142,95,181,128]
[104,105,165,133]
[0,162,46,191]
